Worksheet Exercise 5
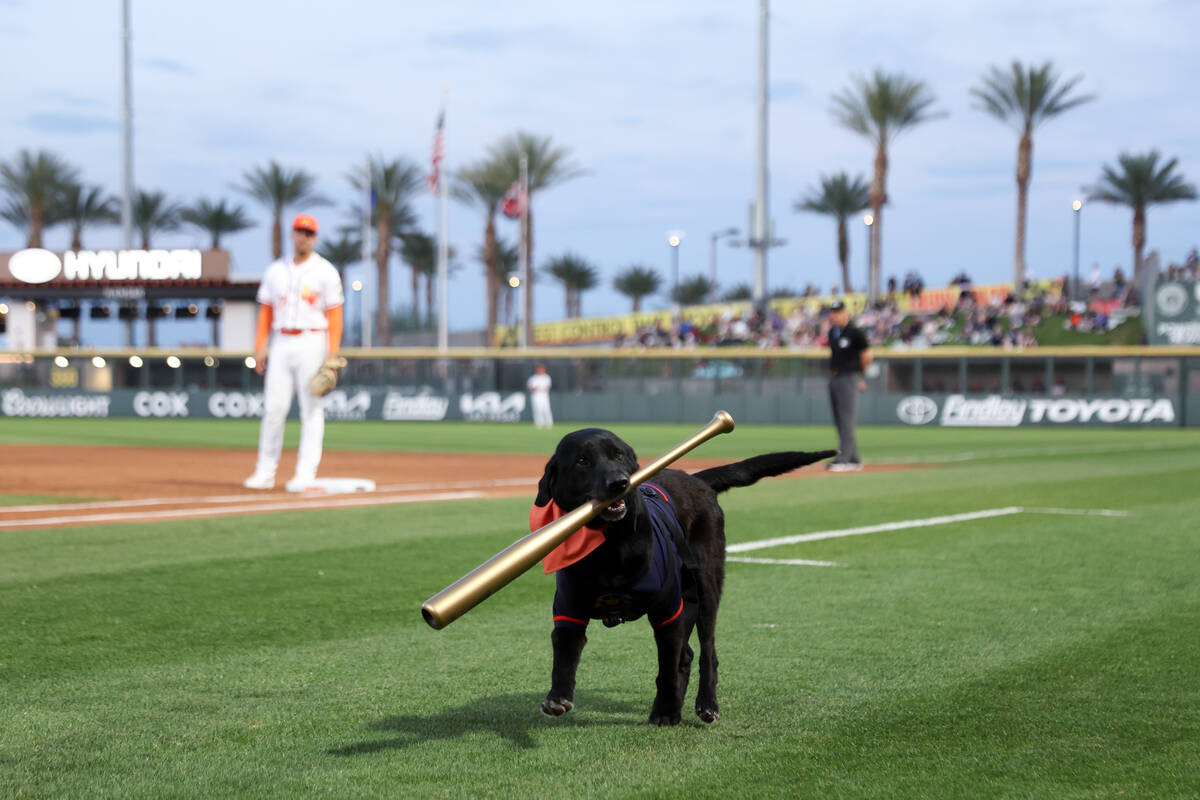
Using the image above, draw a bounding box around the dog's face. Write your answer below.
[536,428,640,523]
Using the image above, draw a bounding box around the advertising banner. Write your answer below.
[895,394,1178,427]
[0,386,529,423]
[1147,280,1200,345]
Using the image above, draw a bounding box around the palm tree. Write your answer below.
[133,189,182,249]
[348,157,423,345]
[317,230,362,281]
[486,131,586,342]
[180,197,254,250]
[1085,150,1197,279]
[0,149,78,247]
[673,275,712,307]
[795,173,871,294]
[971,61,1095,296]
[544,253,599,318]
[831,70,942,302]
[721,284,754,302]
[453,161,509,336]
[399,232,458,326]
[57,183,118,251]
[237,161,328,260]
[477,238,521,335]
[613,265,661,312]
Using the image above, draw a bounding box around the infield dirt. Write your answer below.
[0,444,918,530]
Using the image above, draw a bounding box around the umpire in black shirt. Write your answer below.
[827,300,872,471]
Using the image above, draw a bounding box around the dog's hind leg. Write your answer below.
[693,573,723,723]
[648,625,686,726]
[542,627,586,717]
[674,603,699,708]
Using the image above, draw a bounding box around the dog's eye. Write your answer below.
[575,456,590,467]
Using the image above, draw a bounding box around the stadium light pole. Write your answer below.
[668,232,683,301]
[863,214,874,296]
[708,227,739,303]
[1072,199,1083,302]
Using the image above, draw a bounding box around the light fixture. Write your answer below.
[206,304,223,319]
[92,356,106,368]
[166,356,182,369]
[90,305,112,319]
[54,356,69,368]
[244,356,257,369]
[129,355,144,368]
[864,214,874,227]
[351,280,363,292]
[507,275,520,288]
[1072,199,1083,212]
[203,355,216,367]
[0,303,8,314]
[175,303,199,319]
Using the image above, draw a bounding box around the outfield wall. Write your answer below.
[2,347,1198,427]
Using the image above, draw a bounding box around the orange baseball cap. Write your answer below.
[292,213,319,233]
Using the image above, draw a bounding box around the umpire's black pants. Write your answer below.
[828,373,861,464]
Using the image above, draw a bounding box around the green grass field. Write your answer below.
[1,419,1198,798]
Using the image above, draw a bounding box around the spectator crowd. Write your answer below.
[612,256,1182,351]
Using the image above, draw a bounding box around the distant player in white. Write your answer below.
[527,363,553,428]
[243,213,344,491]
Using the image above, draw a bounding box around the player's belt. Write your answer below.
[277,328,325,335]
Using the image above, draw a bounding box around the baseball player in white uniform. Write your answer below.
[527,363,553,428]
[243,213,344,491]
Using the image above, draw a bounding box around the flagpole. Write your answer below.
[361,157,372,348]
[436,92,450,353]
[518,153,529,349]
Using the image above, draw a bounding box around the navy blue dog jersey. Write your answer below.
[552,483,685,630]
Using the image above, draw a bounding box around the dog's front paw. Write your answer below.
[648,701,682,726]
[541,695,574,717]
[696,697,720,723]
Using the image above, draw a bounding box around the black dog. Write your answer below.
[534,427,835,726]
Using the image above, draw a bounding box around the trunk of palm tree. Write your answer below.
[633,296,642,313]
[836,216,851,293]
[271,213,283,261]
[29,205,44,248]
[410,266,420,327]
[375,216,391,346]
[210,231,220,250]
[71,226,83,252]
[1014,132,1033,298]
[425,273,434,327]
[522,208,534,345]
[1132,206,1146,282]
[869,145,888,303]
[483,215,499,341]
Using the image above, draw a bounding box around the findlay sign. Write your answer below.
[1,248,229,284]
[896,394,1177,427]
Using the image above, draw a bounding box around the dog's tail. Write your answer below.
[692,450,838,494]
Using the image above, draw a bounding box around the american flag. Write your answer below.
[501,176,526,220]
[428,109,445,193]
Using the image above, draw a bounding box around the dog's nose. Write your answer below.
[606,475,629,496]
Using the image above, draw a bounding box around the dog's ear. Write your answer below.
[535,454,557,507]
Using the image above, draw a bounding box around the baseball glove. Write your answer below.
[308,356,347,397]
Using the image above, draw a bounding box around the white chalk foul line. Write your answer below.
[726,505,1133,565]
[0,476,540,515]
[727,556,840,567]
[727,506,1026,554]
[0,490,486,530]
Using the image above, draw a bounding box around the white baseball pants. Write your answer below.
[253,330,328,480]
[531,393,553,428]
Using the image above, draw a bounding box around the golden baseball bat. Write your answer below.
[421,410,736,630]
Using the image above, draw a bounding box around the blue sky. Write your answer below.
[2,0,1198,344]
